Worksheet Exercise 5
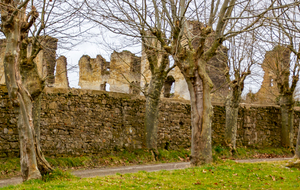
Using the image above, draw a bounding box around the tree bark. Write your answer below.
[33,94,53,175]
[185,63,213,166]
[20,39,53,175]
[2,12,42,180]
[295,123,300,159]
[224,87,241,151]
[279,94,294,148]
[2,4,52,180]
[145,73,166,155]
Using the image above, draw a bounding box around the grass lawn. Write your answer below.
[0,147,292,179]
[2,160,300,189]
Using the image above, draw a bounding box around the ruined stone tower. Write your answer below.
[254,46,291,103]
[0,36,58,86]
[109,51,141,94]
[54,56,69,88]
[78,55,110,90]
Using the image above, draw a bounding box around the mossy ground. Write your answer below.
[0,147,293,179]
[2,160,300,189]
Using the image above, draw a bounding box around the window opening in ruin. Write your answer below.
[170,82,175,94]
[106,83,110,91]
[164,76,175,98]
[169,56,174,68]
[100,82,110,91]
[270,79,273,87]
[129,81,140,95]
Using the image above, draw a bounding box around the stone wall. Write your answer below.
[0,85,299,158]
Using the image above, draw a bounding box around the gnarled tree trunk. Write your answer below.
[224,86,242,151]
[32,94,53,175]
[184,61,213,166]
[145,72,166,156]
[4,28,42,180]
[295,123,300,159]
[2,3,52,180]
[279,94,294,148]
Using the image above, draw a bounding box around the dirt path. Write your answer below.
[0,158,292,188]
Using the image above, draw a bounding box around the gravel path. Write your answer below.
[0,157,292,188]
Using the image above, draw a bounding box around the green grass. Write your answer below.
[42,169,77,182]
[212,146,292,161]
[0,147,293,179]
[2,160,300,189]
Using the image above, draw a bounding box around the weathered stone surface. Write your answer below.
[54,56,69,88]
[0,37,58,86]
[249,46,290,103]
[109,51,141,94]
[78,55,110,90]
[0,85,299,158]
[0,40,5,84]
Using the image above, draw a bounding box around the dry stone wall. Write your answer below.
[0,85,299,158]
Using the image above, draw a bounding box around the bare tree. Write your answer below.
[224,32,257,152]
[260,0,300,149]
[264,1,300,167]
[72,0,178,157]
[0,0,85,181]
[161,0,284,165]
[75,0,298,165]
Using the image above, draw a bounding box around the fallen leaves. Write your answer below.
[193,181,201,185]
[270,175,276,181]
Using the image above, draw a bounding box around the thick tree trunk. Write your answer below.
[145,74,165,154]
[33,94,53,175]
[280,94,294,148]
[295,123,300,159]
[1,9,53,180]
[3,19,42,181]
[224,89,241,151]
[186,69,213,166]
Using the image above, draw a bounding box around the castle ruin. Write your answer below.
[0,37,68,88]
[0,36,289,104]
[249,46,291,104]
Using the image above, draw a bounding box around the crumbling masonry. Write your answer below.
[248,46,291,104]
[0,37,69,88]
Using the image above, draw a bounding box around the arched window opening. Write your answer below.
[164,76,175,98]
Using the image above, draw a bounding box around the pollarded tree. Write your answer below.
[155,0,283,165]
[262,0,300,149]
[1,0,52,180]
[224,32,257,152]
[78,0,296,166]
[75,0,177,157]
[0,0,85,181]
